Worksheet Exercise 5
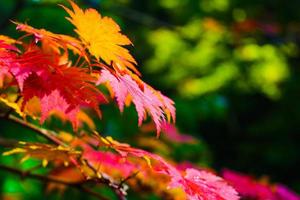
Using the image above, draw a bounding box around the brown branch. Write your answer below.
[0,137,18,148]
[0,117,128,199]
[0,164,109,200]
[119,171,139,189]
[2,115,67,146]
[83,159,127,200]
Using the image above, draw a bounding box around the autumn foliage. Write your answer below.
[0,1,298,200]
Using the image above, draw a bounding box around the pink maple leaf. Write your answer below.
[83,149,138,178]
[97,69,175,134]
[222,169,275,200]
[222,169,300,200]
[182,169,239,200]
[91,136,239,200]
[275,184,300,200]
[161,122,196,143]
[40,89,80,128]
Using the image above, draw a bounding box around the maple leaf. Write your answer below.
[15,23,86,62]
[0,36,19,87]
[1,45,106,128]
[62,1,139,74]
[275,184,300,200]
[9,46,52,90]
[0,35,20,52]
[115,144,238,200]
[3,142,81,167]
[83,150,138,179]
[181,169,240,200]
[0,59,11,88]
[161,122,196,143]
[21,96,41,119]
[150,155,239,200]
[0,97,25,117]
[97,69,175,134]
[46,167,86,194]
[222,169,300,200]
[222,169,274,200]
[21,66,107,129]
[58,133,140,182]
[39,89,80,126]
[0,35,19,44]
[91,135,239,200]
[76,110,96,130]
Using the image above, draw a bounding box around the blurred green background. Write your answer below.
[1,0,300,199]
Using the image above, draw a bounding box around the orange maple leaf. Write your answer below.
[62,1,139,74]
[0,35,19,45]
[15,23,86,64]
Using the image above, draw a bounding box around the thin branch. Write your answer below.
[1,115,67,146]
[0,164,76,185]
[0,137,18,148]
[0,117,127,199]
[83,159,127,200]
[0,118,127,199]
[119,171,139,189]
[0,164,109,200]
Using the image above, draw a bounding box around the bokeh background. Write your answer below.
[0,0,300,199]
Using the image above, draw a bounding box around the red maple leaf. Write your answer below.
[1,45,106,128]
[15,23,86,59]
[20,65,107,129]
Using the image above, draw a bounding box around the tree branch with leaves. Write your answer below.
[0,1,242,200]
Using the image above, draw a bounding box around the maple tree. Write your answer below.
[0,1,299,200]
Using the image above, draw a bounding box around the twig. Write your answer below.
[0,118,127,199]
[0,137,18,148]
[0,164,109,200]
[119,171,139,189]
[1,115,67,146]
[0,164,76,185]
[83,159,127,200]
[0,117,127,199]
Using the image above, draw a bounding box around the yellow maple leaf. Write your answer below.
[3,142,81,167]
[0,35,19,44]
[62,1,138,74]
[76,110,96,130]
[0,96,41,119]
[0,97,25,117]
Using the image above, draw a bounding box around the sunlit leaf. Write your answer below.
[3,142,81,167]
[62,1,138,74]
[97,69,175,134]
